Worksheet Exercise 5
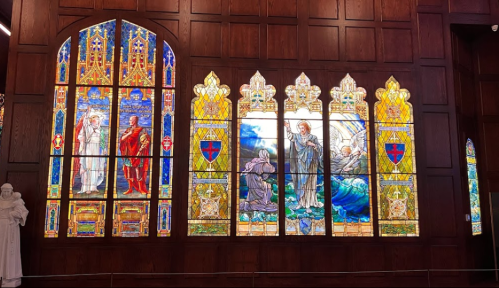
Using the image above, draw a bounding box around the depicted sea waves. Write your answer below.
[332,175,370,223]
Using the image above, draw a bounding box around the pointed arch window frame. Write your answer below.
[44,18,179,239]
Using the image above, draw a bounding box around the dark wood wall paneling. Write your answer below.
[474,32,499,246]
[452,23,499,283]
[1,0,498,286]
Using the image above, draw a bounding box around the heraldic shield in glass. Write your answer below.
[466,139,482,236]
[330,74,373,237]
[189,72,232,236]
[284,73,325,236]
[375,76,419,237]
[237,71,279,236]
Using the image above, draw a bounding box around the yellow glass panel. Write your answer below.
[189,72,232,236]
[375,76,419,237]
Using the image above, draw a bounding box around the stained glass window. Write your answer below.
[113,21,157,237]
[466,139,482,236]
[237,71,278,236]
[46,20,173,238]
[77,21,115,85]
[45,36,72,237]
[330,74,373,237]
[70,86,113,200]
[375,76,419,237]
[44,200,60,238]
[189,72,232,236]
[114,88,154,199]
[67,21,116,237]
[48,86,68,199]
[68,201,106,237]
[120,20,156,87]
[284,73,325,236]
[113,201,150,237]
[158,41,176,237]
[56,38,71,85]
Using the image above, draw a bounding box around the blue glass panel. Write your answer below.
[79,20,116,63]
[163,41,175,88]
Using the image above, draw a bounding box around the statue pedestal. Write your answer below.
[1,278,21,288]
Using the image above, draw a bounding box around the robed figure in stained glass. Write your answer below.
[240,149,278,213]
[119,115,151,195]
[285,120,324,213]
[74,106,107,194]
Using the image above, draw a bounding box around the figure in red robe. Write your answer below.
[119,115,151,195]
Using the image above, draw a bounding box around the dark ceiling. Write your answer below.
[0,0,13,27]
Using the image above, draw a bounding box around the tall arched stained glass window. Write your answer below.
[330,74,373,237]
[237,71,278,236]
[466,139,482,236]
[69,20,116,238]
[45,37,71,238]
[45,20,176,238]
[284,73,325,236]
[158,42,176,237]
[189,72,232,236]
[375,76,419,237]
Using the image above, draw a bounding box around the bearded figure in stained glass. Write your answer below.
[285,120,324,213]
[240,149,278,213]
[119,115,151,195]
[74,105,107,194]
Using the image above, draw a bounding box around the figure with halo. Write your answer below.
[0,183,28,287]
[284,120,324,213]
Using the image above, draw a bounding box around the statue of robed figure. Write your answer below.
[0,183,28,287]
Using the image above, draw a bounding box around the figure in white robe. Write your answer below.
[75,106,106,194]
[285,120,324,213]
[0,183,28,288]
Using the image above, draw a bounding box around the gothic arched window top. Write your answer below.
[77,20,116,86]
[56,38,71,85]
[120,20,156,87]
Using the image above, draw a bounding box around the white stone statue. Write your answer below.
[0,183,28,288]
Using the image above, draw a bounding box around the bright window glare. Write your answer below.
[0,23,11,37]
